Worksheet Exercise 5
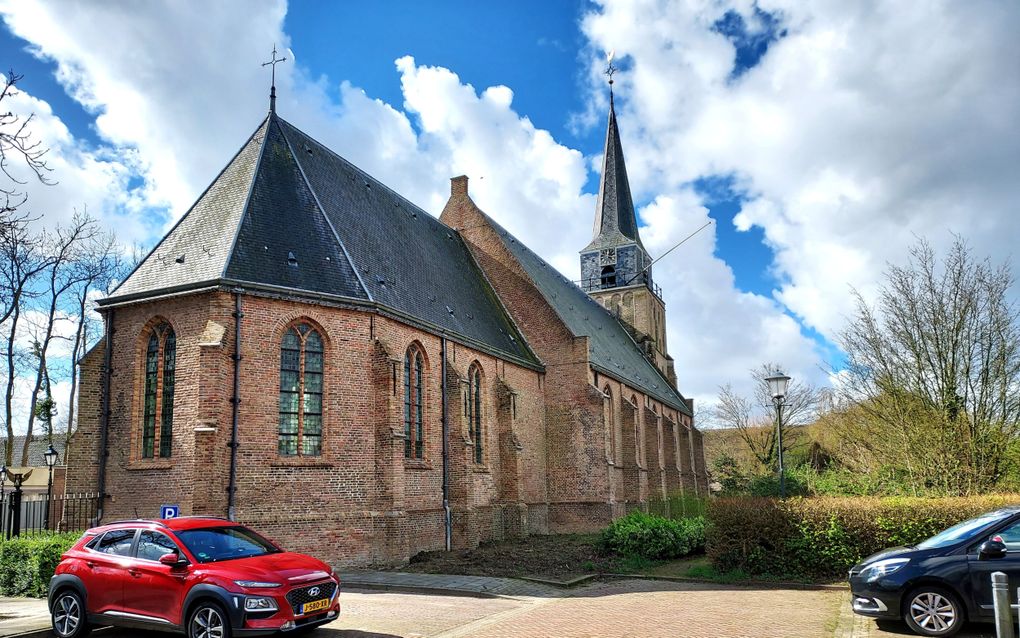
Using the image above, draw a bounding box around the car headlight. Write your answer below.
[234,580,281,588]
[244,596,278,611]
[860,558,909,582]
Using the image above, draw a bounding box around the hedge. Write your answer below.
[0,532,82,597]
[706,495,1020,579]
[601,511,706,560]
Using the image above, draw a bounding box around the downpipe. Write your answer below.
[96,309,115,523]
[227,292,243,521]
[441,336,452,551]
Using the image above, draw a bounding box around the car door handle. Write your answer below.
[128,569,142,578]
[86,561,96,569]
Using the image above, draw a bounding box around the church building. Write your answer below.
[65,81,708,566]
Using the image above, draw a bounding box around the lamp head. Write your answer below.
[765,369,792,400]
[44,444,59,468]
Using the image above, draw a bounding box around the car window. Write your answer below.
[176,526,280,563]
[136,531,182,562]
[83,534,101,550]
[95,529,136,556]
[991,521,1020,551]
[915,512,1012,550]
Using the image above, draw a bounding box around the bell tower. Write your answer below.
[580,83,676,386]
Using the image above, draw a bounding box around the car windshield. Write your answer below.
[176,526,281,563]
[915,512,1012,550]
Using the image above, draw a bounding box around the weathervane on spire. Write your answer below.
[262,44,288,113]
[604,50,618,85]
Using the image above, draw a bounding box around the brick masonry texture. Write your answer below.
[66,182,708,567]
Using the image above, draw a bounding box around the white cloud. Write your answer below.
[581,0,1020,346]
[7,0,1012,418]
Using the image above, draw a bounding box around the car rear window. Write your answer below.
[175,526,280,563]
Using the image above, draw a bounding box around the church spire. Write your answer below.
[587,54,641,250]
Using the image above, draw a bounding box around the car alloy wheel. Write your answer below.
[905,589,960,636]
[52,591,88,638]
[189,603,230,638]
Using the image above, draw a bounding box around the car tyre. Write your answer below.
[903,586,964,637]
[51,589,91,638]
[188,600,232,638]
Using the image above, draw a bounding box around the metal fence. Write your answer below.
[0,491,101,538]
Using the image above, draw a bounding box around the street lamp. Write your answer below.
[765,369,792,499]
[0,465,7,538]
[44,445,58,531]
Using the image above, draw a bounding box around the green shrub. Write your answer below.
[0,532,83,597]
[601,511,706,560]
[706,495,1020,580]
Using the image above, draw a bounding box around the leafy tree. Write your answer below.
[838,237,1020,494]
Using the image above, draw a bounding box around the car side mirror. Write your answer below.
[979,540,1008,560]
[159,553,187,568]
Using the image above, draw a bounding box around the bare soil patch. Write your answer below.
[389,534,622,580]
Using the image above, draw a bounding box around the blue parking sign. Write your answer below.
[160,505,180,519]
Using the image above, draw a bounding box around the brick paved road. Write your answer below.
[84,581,849,638]
[454,579,844,638]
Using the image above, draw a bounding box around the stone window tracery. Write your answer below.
[141,322,176,459]
[403,344,426,460]
[279,323,323,456]
[468,363,483,464]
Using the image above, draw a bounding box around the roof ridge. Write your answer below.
[276,117,372,302]
[220,115,273,280]
[108,115,271,299]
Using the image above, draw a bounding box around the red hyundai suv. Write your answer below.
[48,517,341,637]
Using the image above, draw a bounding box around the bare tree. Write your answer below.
[1,217,50,465]
[64,228,121,449]
[838,236,1020,494]
[1,70,54,216]
[21,212,97,465]
[714,363,823,470]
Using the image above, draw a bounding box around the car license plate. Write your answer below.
[301,598,329,614]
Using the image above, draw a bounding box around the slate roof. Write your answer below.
[105,114,538,368]
[481,213,691,415]
[584,92,642,252]
[1,435,67,467]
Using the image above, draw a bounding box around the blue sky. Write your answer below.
[1,0,1017,427]
[0,1,782,303]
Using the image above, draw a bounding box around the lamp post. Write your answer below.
[1,465,7,539]
[8,469,30,537]
[44,444,58,531]
[765,369,792,499]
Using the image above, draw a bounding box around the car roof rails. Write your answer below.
[102,519,169,528]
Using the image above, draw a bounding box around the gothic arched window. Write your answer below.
[603,385,616,463]
[468,363,483,464]
[141,322,176,459]
[403,345,426,459]
[279,323,324,456]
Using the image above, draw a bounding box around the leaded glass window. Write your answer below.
[278,323,324,456]
[402,345,426,460]
[469,364,483,464]
[141,323,175,459]
[142,334,159,458]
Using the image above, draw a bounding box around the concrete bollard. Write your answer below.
[993,572,1014,638]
